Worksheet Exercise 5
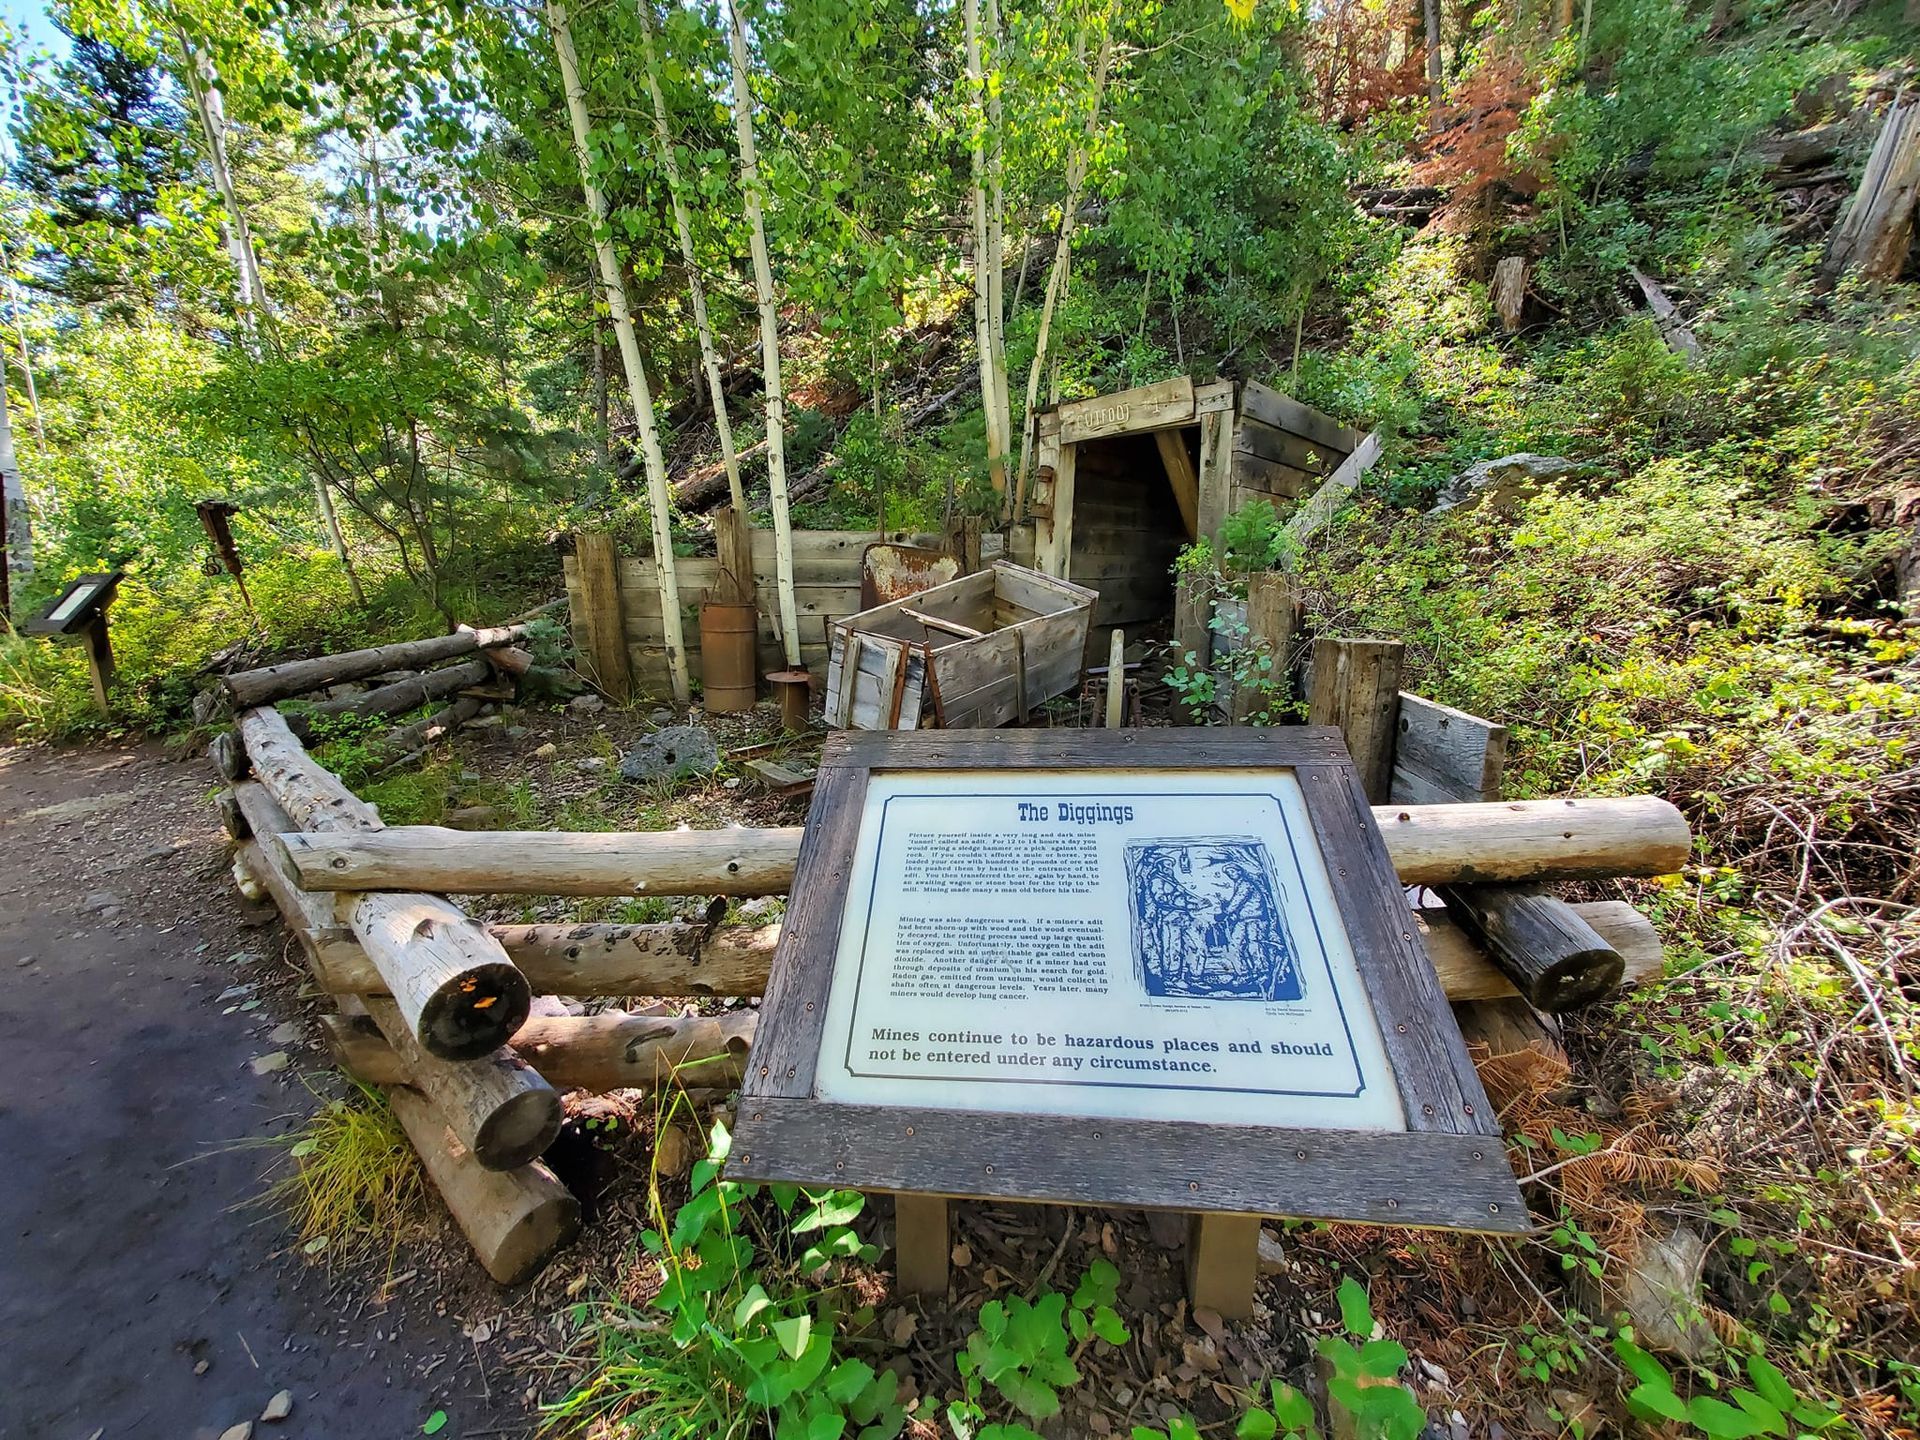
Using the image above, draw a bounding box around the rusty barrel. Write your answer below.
[699,602,758,713]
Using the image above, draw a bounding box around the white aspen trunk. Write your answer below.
[1423,0,1444,124]
[725,0,800,666]
[177,32,270,315]
[1014,23,1114,510]
[984,0,1012,477]
[964,0,1007,509]
[180,27,364,603]
[639,0,746,515]
[0,241,43,450]
[547,0,691,703]
[0,364,27,578]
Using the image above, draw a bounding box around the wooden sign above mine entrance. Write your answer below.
[729,729,1528,1280]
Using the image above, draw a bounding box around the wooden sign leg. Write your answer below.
[83,613,114,716]
[1186,1212,1261,1319]
[892,1193,949,1297]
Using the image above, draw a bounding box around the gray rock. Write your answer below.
[504,725,531,741]
[570,693,606,714]
[446,805,501,830]
[619,725,718,783]
[249,1052,289,1077]
[268,1021,301,1046]
[1429,453,1581,514]
[736,897,781,923]
[649,708,674,725]
[466,713,505,730]
[260,1389,293,1422]
[1617,1225,1717,1359]
[219,1424,253,1440]
[81,891,124,915]
[574,757,609,774]
[1258,1227,1286,1274]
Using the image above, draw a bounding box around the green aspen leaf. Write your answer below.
[1237,1408,1278,1440]
[422,1412,448,1435]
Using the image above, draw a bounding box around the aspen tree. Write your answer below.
[1014,14,1115,510]
[638,0,746,515]
[725,0,801,666]
[547,0,691,703]
[176,23,363,603]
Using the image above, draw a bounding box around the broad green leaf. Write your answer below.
[1237,1408,1278,1439]
[1335,1277,1373,1337]
[421,1412,448,1436]
[773,1313,813,1360]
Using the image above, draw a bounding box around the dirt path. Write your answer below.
[0,743,526,1440]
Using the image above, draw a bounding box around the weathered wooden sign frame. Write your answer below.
[730,728,1526,1313]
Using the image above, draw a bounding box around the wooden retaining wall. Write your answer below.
[561,528,1008,697]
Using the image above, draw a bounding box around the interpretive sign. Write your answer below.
[731,728,1526,1238]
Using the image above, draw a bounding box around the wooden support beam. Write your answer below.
[1230,572,1297,725]
[573,531,633,703]
[363,997,561,1171]
[892,1193,950,1296]
[1307,637,1405,803]
[282,798,1688,896]
[1154,430,1200,540]
[712,504,755,606]
[1104,628,1126,729]
[1284,431,1382,552]
[1186,1212,1261,1319]
[220,624,530,708]
[386,1086,580,1286]
[1433,884,1626,1012]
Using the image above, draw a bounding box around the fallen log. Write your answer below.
[310,901,1658,1006]
[313,920,782,997]
[364,996,561,1171]
[386,1086,580,1285]
[238,706,382,833]
[328,1008,756,1093]
[235,706,531,1061]
[282,796,1691,896]
[380,695,485,758]
[285,660,494,739]
[221,624,532,707]
[1434,884,1626,1011]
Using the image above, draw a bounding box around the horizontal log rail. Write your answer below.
[326,1009,756,1093]
[279,796,1690,896]
[307,902,1657,1008]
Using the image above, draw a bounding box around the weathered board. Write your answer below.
[730,728,1527,1239]
[823,562,1097,730]
[562,528,1007,696]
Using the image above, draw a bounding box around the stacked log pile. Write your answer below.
[209,636,1690,1285]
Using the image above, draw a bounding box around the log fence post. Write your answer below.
[1307,637,1404,801]
[573,531,633,703]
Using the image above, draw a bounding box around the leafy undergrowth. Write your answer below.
[1275,235,1920,1436]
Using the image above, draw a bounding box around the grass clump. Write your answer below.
[268,1085,425,1264]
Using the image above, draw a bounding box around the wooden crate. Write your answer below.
[822,562,1098,730]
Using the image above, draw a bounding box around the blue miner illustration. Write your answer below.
[1124,837,1303,1001]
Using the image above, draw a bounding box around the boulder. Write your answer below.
[619,725,719,783]
[1430,454,1581,514]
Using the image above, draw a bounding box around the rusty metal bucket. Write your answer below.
[699,602,758,713]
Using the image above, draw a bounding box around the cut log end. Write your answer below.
[1532,946,1628,1010]
[419,962,534,1062]
[473,1085,566,1172]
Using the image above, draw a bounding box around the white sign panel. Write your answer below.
[814,769,1406,1131]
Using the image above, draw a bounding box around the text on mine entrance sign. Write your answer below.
[813,769,1406,1131]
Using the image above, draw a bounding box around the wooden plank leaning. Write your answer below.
[235,706,532,1061]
